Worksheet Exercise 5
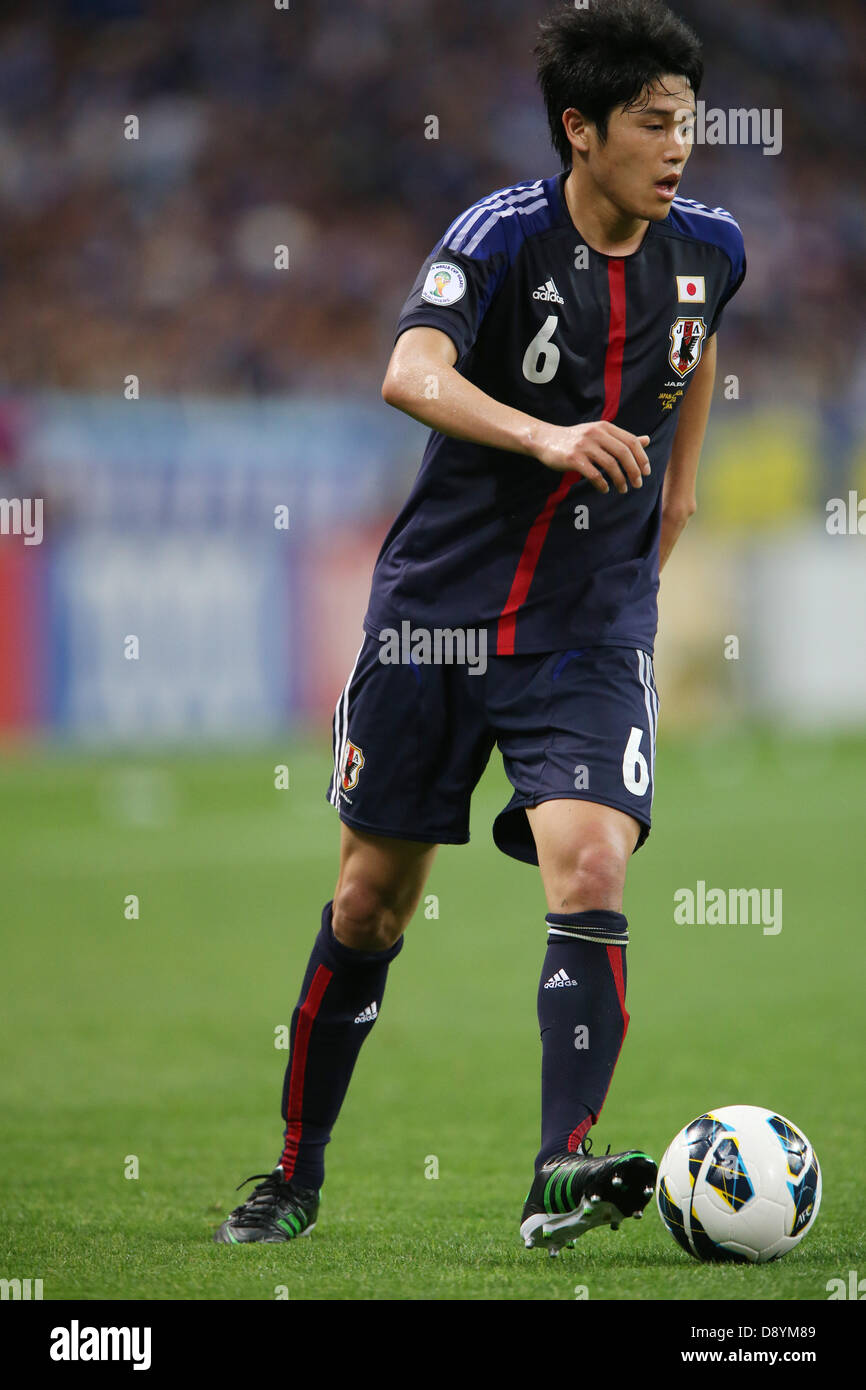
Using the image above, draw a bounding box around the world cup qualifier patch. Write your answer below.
[668,316,706,377]
[341,741,365,792]
[421,261,467,306]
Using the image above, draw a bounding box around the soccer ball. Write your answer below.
[656,1104,821,1263]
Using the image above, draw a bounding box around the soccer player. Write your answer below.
[215,0,745,1252]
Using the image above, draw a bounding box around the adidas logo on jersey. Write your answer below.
[532,277,564,304]
[354,1002,378,1024]
[543,968,578,989]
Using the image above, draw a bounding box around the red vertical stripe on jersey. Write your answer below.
[496,473,575,655]
[279,964,333,1178]
[602,260,627,422]
[496,257,628,655]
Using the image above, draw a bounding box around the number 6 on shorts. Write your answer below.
[622,725,649,796]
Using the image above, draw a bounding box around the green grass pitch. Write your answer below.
[1,731,863,1301]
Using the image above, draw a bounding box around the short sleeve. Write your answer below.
[393,226,511,362]
[709,224,746,337]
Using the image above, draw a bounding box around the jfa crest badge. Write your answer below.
[341,741,365,792]
[668,317,706,377]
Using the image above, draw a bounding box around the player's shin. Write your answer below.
[277,900,403,1190]
[535,910,629,1170]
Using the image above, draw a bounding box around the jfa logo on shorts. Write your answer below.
[341,741,365,792]
[668,316,706,377]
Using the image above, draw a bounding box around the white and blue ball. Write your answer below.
[656,1104,821,1263]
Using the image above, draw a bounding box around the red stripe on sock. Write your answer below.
[607,942,629,1025]
[591,944,630,1127]
[279,964,333,1178]
[567,1114,593,1154]
[496,258,627,655]
[567,941,630,1151]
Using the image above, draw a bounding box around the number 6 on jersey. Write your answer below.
[522,315,561,384]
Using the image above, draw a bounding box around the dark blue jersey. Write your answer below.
[364,171,746,655]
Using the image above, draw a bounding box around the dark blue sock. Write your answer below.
[535,909,630,1172]
[278,901,403,1190]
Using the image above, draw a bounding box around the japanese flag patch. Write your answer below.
[676,275,705,303]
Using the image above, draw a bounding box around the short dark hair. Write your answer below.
[535,0,703,166]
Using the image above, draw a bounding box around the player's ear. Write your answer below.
[562,108,592,156]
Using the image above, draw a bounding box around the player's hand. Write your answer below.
[535,421,651,493]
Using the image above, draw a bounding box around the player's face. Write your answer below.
[580,76,695,223]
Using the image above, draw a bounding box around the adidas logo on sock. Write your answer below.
[353,1002,378,1023]
[532,277,565,304]
[543,968,578,989]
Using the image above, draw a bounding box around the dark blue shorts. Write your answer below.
[326,635,659,865]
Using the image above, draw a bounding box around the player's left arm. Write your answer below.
[658,332,717,572]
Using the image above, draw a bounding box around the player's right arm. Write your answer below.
[382,325,650,496]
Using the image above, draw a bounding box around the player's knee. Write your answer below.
[552,838,629,912]
[332,877,406,951]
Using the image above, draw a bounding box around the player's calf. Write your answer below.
[332,824,437,950]
[528,799,639,913]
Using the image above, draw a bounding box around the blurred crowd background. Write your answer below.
[0,0,863,739]
[0,0,864,404]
